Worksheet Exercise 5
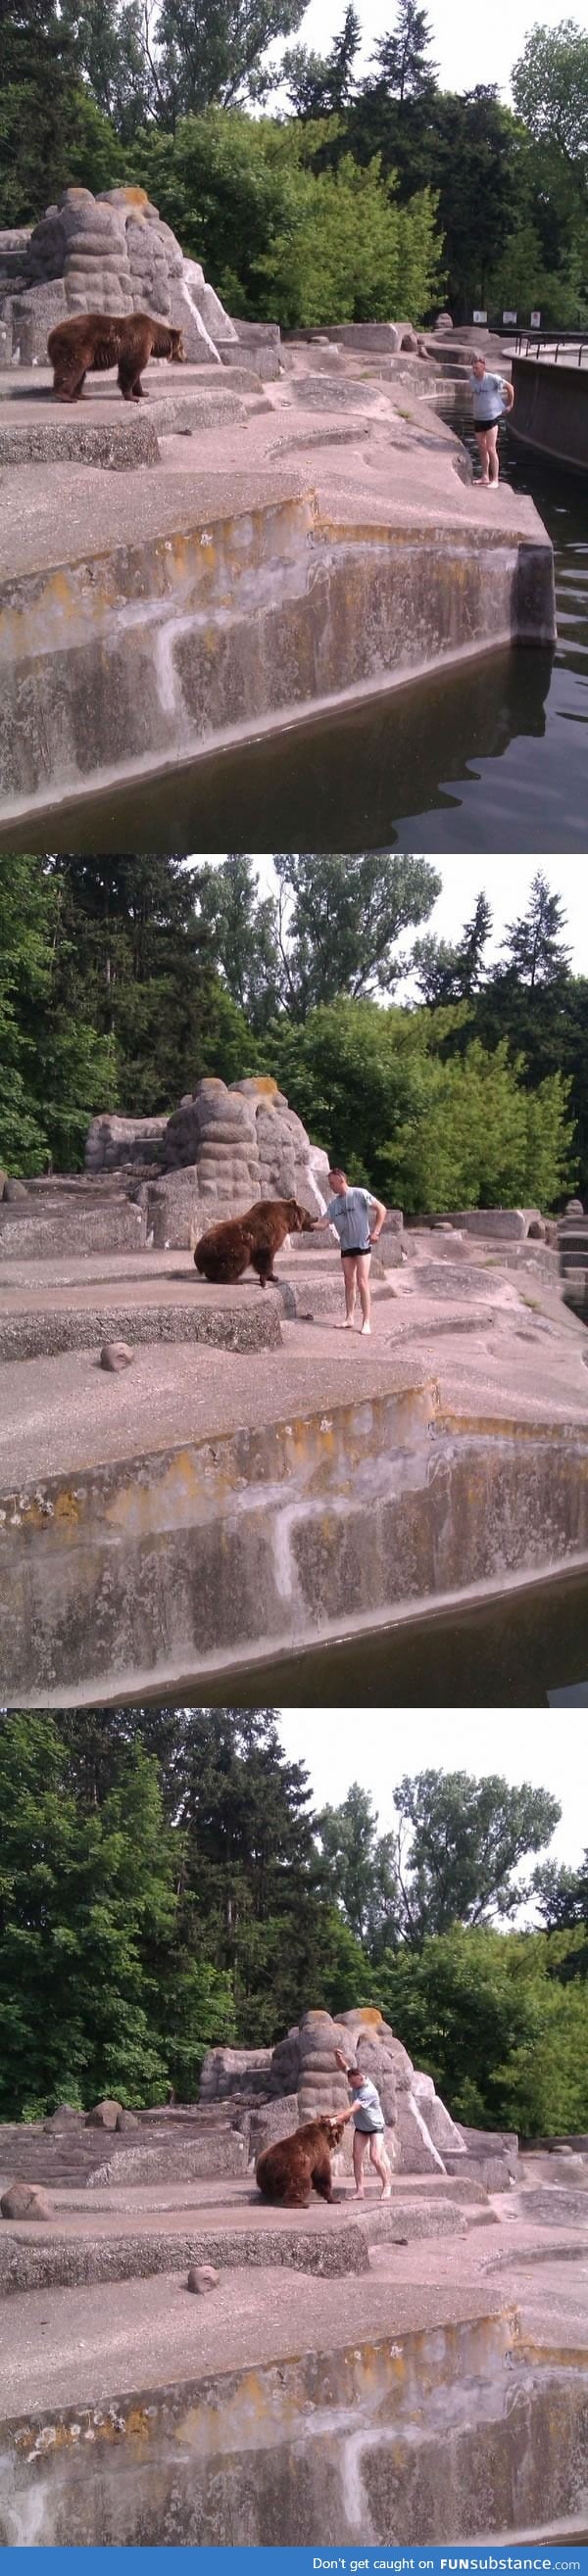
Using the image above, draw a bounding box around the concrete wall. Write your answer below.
[1,2318,587,2545]
[511,357,588,476]
[0,491,555,824]
[3,1384,588,1704]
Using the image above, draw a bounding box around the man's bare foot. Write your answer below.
[381,2185,392,2200]
[361,1320,371,1335]
[355,2187,365,2199]
[337,1318,355,1329]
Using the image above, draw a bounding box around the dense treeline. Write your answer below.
[2,0,587,324]
[1,1709,586,2133]
[0,855,583,1209]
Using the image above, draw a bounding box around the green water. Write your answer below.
[2,443,586,856]
[137,1562,588,1709]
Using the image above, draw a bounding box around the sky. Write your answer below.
[191,858,588,997]
[277,1708,586,1880]
[268,0,588,113]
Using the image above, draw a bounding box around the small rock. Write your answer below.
[1,2181,52,2219]
[116,2107,139,2131]
[85,2097,123,2129]
[3,1177,28,1202]
[187,2265,220,2294]
[99,1341,135,1372]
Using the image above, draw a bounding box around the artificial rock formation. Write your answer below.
[0,184,238,367]
[86,1076,331,1247]
[200,2008,466,2178]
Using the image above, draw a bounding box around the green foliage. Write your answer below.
[283,6,361,119]
[0,858,117,1172]
[370,0,438,104]
[253,149,441,327]
[0,1715,232,2118]
[261,995,575,1211]
[372,1923,588,2132]
[128,109,441,322]
[1,1717,585,2137]
[197,852,441,1026]
[512,20,588,162]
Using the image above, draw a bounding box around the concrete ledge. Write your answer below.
[3,1377,588,1703]
[0,1298,282,1363]
[2,2308,587,2547]
[0,2218,370,2296]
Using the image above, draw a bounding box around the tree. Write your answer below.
[499,870,572,993]
[0,857,117,1172]
[512,21,588,165]
[45,857,254,1119]
[370,0,437,105]
[283,6,361,119]
[0,0,123,222]
[533,1849,588,1932]
[0,1714,234,2118]
[387,1771,562,1946]
[145,0,308,122]
[59,0,150,135]
[193,855,282,1030]
[412,891,492,1005]
[263,998,575,1210]
[270,854,441,1016]
[373,1923,588,2132]
[315,1783,399,1945]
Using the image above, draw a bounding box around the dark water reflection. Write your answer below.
[3,440,586,855]
[135,1563,588,1710]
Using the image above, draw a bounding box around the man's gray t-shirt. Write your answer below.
[470,370,505,422]
[351,2075,385,2133]
[326,1187,377,1253]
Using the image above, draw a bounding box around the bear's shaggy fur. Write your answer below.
[47,311,186,404]
[194,1198,313,1289]
[256,2117,346,2209]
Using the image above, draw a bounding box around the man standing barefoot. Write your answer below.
[315,1167,387,1335]
[335,2053,393,2198]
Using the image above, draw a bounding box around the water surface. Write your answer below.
[135,1562,588,1709]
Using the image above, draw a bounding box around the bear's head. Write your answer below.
[285,1200,315,1233]
[322,2118,347,2147]
[170,328,186,362]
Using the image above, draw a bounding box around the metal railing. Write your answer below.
[510,326,588,366]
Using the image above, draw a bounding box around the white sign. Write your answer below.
[530,310,541,327]
[503,310,517,325]
[472,310,487,324]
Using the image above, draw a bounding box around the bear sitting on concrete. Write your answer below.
[47,311,185,404]
[256,2117,346,2208]
[194,1198,314,1288]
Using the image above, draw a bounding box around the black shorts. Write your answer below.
[341,1244,371,1260]
[474,416,500,432]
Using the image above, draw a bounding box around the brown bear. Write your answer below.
[194,1198,314,1289]
[47,311,186,405]
[256,2118,346,2209]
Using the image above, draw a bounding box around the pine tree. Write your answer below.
[370,0,437,104]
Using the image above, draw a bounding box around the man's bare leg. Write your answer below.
[339,1254,359,1327]
[475,429,490,485]
[357,1253,371,1334]
[353,2130,368,2196]
[369,2136,392,2198]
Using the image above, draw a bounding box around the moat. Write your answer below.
[123,1563,588,1712]
[2,441,584,856]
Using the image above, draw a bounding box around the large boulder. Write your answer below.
[84,2096,124,2129]
[1,2181,52,2219]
